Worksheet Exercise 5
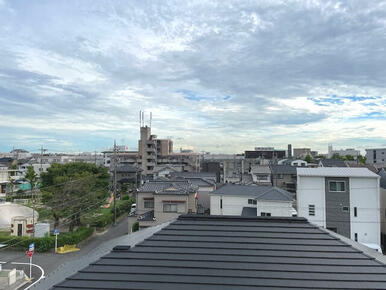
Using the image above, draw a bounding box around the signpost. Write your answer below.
[26,243,34,279]
[54,229,60,253]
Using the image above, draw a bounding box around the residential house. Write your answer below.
[293,148,312,159]
[170,172,216,213]
[210,184,294,217]
[270,165,297,193]
[51,215,386,290]
[136,180,198,228]
[115,164,142,192]
[319,159,348,167]
[249,165,271,185]
[297,167,381,249]
[152,164,182,179]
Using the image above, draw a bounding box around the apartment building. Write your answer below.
[366,148,386,168]
[293,148,311,159]
[328,145,360,159]
[297,167,381,248]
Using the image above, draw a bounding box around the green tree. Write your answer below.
[41,162,109,231]
[332,153,344,160]
[345,154,354,161]
[304,155,312,163]
[358,155,367,164]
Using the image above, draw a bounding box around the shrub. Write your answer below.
[132,222,139,232]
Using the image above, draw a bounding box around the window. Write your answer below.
[354,207,357,217]
[220,199,223,209]
[309,204,315,216]
[163,203,178,213]
[342,206,349,212]
[329,181,345,192]
[261,212,271,217]
[144,199,154,208]
[248,199,257,205]
[354,233,358,242]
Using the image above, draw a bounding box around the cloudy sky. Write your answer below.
[0,0,385,154]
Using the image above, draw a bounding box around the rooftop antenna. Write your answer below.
[139,110,142,128]
[150,112,152,128]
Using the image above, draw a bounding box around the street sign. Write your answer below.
[54,229,60,235]
[26,250,33,257]
[29,243,34,252]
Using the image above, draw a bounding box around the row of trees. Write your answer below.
[303,154,367,164]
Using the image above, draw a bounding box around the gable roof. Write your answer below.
[52,215,386,290]
[270,164,297,175]
[170,171,217,181]
[297,167,380,178]
[138,180,198,195]
[211,184,293,201]
[320,159,348,167]
[152,164,182,174]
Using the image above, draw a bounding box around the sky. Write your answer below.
[0,0,385,154]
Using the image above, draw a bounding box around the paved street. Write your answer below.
[0,216,134,289]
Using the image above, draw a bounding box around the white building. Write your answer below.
[328,145,360,159]
[297,167,381,248]
[210,184,295,217]
[366,148,386,168]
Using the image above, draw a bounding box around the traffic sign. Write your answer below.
[26,250,33,257]
[54,229,60,235]
[29,243,34,252]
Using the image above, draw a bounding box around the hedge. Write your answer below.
[0,227,94,253]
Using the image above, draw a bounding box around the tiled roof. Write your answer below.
[52,215,386,289]
[170,171,217,181]
[138,180,198,194]
[270,164,297,175]
[211,184,293,201]
[297,167,380,178]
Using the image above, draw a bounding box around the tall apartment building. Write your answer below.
[366,148,386,168]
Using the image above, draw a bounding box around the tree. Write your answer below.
[41,162,109,231]
[332,153,344,160]
[304,155,312,163]
[358,155,367,164]
[345,154,354,161]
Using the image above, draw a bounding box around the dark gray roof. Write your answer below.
[320,159,348,167]
[139,180,198,195]
[212,184,293,201]
[171,176,215,187]
[52,215,386,290]
[170,171,217,181]
[241,207,257,217]
[270,164,297,175]
[137,210,154,221]
[379,168,386,189]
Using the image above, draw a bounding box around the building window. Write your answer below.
[261,212,271,217]
[329,181,345,192]
[220,199,223,209]
[342,206,349,212]
[354,207,357,217]
[248,199,257,205]
[308,205,315,216]
[163,203,178,213]
[144,199,154,208]
[354,233,358,242]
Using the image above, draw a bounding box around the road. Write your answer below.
[0,216,135,289]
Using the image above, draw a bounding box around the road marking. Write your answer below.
[11,261,45,290]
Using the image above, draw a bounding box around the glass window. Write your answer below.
[309,204,315,216]
[248,199,257,205]
[144,199,154,208]
[163,203,178,213]
[329,181,345,192]
[342,206,349,212]
[261,212,271,217]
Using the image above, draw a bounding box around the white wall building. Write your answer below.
[297,167,381,248]
[210,184,294,217]
[328,145,360,159]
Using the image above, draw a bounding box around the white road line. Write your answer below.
[11,262,45,290]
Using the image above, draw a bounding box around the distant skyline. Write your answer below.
[0,0,385,154]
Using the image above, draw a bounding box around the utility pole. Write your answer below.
[40,145,47,173]
[113,140,117,226]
